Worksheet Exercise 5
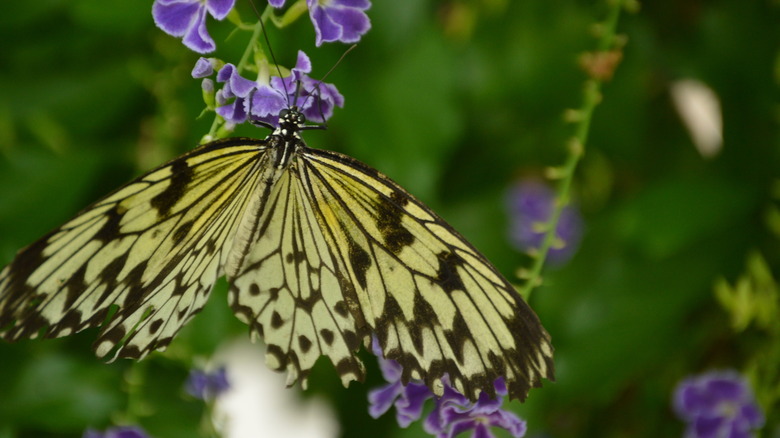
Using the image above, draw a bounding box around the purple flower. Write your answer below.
[369,339,526,438]
[268,0,286,7]
[424,379,526,438]
[186,366,230,400]
[506,180,582,266]
[368,338,434,427]
[213,51,344,126]
[673,371,764,438]
[83,426,150,438]
[152,0,236,53]
[192,57,219,78]
[307,0,371,46]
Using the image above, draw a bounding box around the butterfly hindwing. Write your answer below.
[0,139,267,359]
[297,147,554,401]
[228,153,367,389]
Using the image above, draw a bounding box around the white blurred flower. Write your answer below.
[670,79,723,158]
[210,338,339,438]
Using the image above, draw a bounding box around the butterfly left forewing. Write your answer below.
[0,139,266,359]
[297,146,554,401]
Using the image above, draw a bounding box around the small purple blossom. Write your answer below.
[186,366,230,400]
[369,339,525,438]
[153,0,236,53]
[83,426,150,438]
[307,0,371,46]
[673,371,764,438]
[192,57,218,78]
[210,51,343,126]
[268,0,286,7]
[506,180,582,265]
[424,379,526,438]
[368,338,434,427]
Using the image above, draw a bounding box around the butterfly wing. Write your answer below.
[296,147,554,402]
[0,138,267,359]
[228,160,368,389]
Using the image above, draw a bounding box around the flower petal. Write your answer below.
[368,382,403,418]
[152,0,200,36]
[693,415,726,438]
[192,57,215,78]
[309,4,342,46]
[250,85,288,117]
[206,0,235,20]
[182,7,217,53]
[324,6,371,43]
[395,383,432,427]
[216,97,248,124]
[332,0,371,8]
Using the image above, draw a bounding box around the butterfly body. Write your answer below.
[0,108,553,401]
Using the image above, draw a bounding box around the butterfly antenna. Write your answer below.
[299,44,357,118]
[247,0,291,107]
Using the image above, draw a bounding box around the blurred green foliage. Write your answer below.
[0,0,778,437]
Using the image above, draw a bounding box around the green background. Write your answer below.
[0,0,777,437]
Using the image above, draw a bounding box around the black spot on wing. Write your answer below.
[151,160,193,217]
[377,191,415,253]
[444,312,470,365]
[435,251,466,293]
[346,234,371,290]
[122,262,149,308]
[149,318,163,334]
[94,206,124,242]
[63,264,88,309]
[285,251,306,265]
[172,220,193,245]
[271,311,284,329]
[320,328,334,345]
[334,300,349,318]
[295,294,317,314]
[298,335,312,353]
[408,294,438,356]
[99,253,130,286]
[0,235,52,328]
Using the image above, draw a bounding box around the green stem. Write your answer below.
[519,0,625,299]
[121,360,149,424]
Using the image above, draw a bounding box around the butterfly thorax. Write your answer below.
[223,108,305,278]
[268,107,307,170]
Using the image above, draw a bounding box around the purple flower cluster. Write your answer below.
[185,366,231,400]
[673,371,764,438]
[506,180,582,265]
[84,426,150,438]
[153,0,370,53]
[368,339,526,438]
[193,51,344,127]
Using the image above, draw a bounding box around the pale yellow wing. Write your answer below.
[0,138,267,359]
[228,164,367,389]
[295,147,554,402]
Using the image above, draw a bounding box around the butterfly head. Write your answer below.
[277,107,306,136]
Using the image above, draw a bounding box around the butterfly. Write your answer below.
[0,106,553,402]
